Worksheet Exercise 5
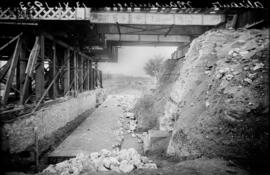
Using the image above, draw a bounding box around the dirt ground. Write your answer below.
[102,76,155,96]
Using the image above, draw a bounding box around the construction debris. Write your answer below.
[42,148,157,174]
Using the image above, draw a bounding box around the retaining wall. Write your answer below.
[1,90,101,153]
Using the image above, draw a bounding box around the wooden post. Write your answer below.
[52,42,57,99]
[20,36,40,105]
[16,53,20,99]
[64,49,70,95]
[35,34,45,101]
[19,39,27,96]
[86,59,89,90]
[79,55,84,92]
[74,52,78,96]
[99,70,103,88]
[89,60,93,90]
[2,37,21,104]
[83,58,86,91]
[94,62,98,88]
[94,69,97,89]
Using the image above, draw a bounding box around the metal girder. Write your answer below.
[105,34,190,43]
[96,24,211,36]
[89,12,225,25]
[108,41,186,47]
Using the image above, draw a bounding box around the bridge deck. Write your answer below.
[0,8,225,26]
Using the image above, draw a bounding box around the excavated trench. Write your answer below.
[2,28,269,175]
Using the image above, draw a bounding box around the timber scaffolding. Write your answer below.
[0,31,103,121]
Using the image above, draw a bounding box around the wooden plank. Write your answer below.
[52,42,57,99]
[2,37,21,104]
[99,70,103,88]
[94,62,98,88]
[35,34,45,101]
[15,53,20,98]
[78,70,89,91]
[64,49,70,94]
[231,14,238,29]
[25,37,40,77]
[19,41,27,99]
[0,56,11,80]
[74,52,78,96]
[89,60,93,90]
[20,36,40,105]
[79,55,82,92]
[93,69,96,89]
[86,60,89,90]
[0,33,23,52]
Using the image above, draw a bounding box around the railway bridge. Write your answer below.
[1,6,266,171]
[0,7,227,107]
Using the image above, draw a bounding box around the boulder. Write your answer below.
[90,152,100,160]
[126,112,135,119]
[119,160,135,173]
[143,163,158,169]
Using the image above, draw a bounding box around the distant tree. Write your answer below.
[144,55,164,81]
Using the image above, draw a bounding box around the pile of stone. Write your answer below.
[43,148,157,175]
[117,95,138,112]
[115,95,146,144]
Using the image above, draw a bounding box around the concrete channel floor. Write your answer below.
[49,94,142,159]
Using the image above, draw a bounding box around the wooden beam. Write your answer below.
[78,69,89,91]
[35,34,45,101]
[52,42,57,99]
[89,60,93,90]
[16,51,20,98]
[74,52,78,96]
[42,32,92,61]
[0,33,23,53]
[79,55,83,92]
[231,14,238,29]
[20,37,40,105]
[86,60,89,90]
[2,37,21,104]
[64,49,70,94]
[19,42,26,94]
[94,62,98,88]
[92,69,95,89]
[99,70,103,88]
[0,56,11,80]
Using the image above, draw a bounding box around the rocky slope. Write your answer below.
[135,28,269,172]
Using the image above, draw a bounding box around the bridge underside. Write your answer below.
[0,8,230,63]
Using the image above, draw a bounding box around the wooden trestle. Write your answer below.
[0,32,102,115]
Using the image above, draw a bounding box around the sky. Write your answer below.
[99,46,177,77]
